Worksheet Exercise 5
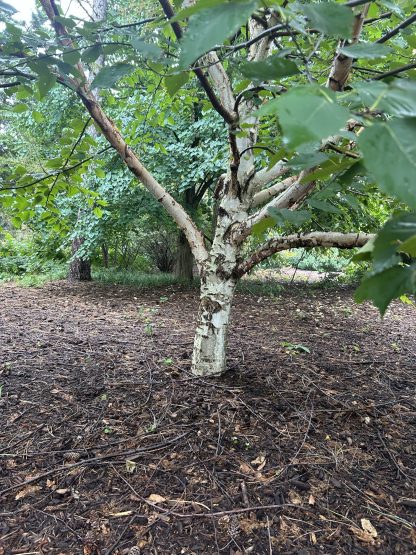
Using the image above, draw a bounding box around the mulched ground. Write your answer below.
[0,280,415,555]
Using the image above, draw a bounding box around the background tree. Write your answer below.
[0,0,414,376]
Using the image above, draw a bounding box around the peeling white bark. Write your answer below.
[251,175,297,207]
[191,273,236,376]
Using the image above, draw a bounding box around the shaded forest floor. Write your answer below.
[0,281,415,555]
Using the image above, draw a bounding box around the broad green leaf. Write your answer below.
[32,110,44,123]
[37,70,57,99]
[339,42,392,59]
[12,103,28,113]
[95,168,106,178]
[45,158,64,169]
[356,80,416,118]
[240,55,299,81]
[359,118,416,208]
[54,15,77,28]
[164,72,189,97]
[82,45,102,64]
[401,236,416,257]
[288,152,329,170]
[269,207,311,225]
[303,3,354,38]
[307,198,342,214]
[63,49,81,65]
[353,237,375,262]
[179,1,258,67]
[355,264,415,315]
[131,38,162,60]
[173,0,225,21]
[91,63,134,89]
[252,216,274,237]
[372,213,416,270]
[264,86,351,149]
[93,207,104,218]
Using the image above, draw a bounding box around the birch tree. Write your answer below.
[0,0,415,376]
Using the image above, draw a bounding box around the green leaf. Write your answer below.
[63,49,81,65]
[45,157,64,169]
[93,207,104,218]
[372,213,416,270]
[252,216,274,237]
[262,86,351,149]
[131,38,162,60]
[240,55,299,81]
[353,237,375,262]
[356,80,416,118]
[338,42,392,59]
[12,103,28,113]
[164,72,189,97]
[32,110,44,123]
[91,63,134,89]
[308,198,342,214]
[54,15,77,28]
[37,70,57,99]
[303,3,354,38]
[179,1,258,67]
[355,265,415,315]
[82,44,102,64]
[268,207,311,225]
[359,118,416,208]
[95,168,106,178]
[288,152,329,170]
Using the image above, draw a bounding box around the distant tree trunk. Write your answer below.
[175,230,194,281]
[101,243,109,268]
[67,0,107,282]
[69,238,92,281]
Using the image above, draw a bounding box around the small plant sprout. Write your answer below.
[280,342,310,354]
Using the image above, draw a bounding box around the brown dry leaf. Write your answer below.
[147,494,166,503]
[310,531,317,544]
[239,462,252,474]
[56,488,69,495]
[361,518,377,538]
[280,516,289,531]
[251,454,266,468]
[46,479,56,489]
[288,490,302,505]
[308,494,316,506]
[239,517,267,533]
[15,485,41,500]
[350,526,376,544]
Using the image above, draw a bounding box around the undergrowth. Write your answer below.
[93,268,186,289]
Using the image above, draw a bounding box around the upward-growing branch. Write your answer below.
[327,3,370,91]
[158,0,236,124]
[39,0,208,267]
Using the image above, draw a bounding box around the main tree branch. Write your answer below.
[235,232,373,277]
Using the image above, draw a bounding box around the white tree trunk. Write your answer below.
[192,272,236,376]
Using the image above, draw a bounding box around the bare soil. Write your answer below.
[0,281,415,555]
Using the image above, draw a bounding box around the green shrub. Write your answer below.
[290,249,347,273]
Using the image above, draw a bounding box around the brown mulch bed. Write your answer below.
[0,281,415,555]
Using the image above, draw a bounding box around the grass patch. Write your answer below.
[237,277,283,297]
[0,262,67,287]
[93,268,188,289]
